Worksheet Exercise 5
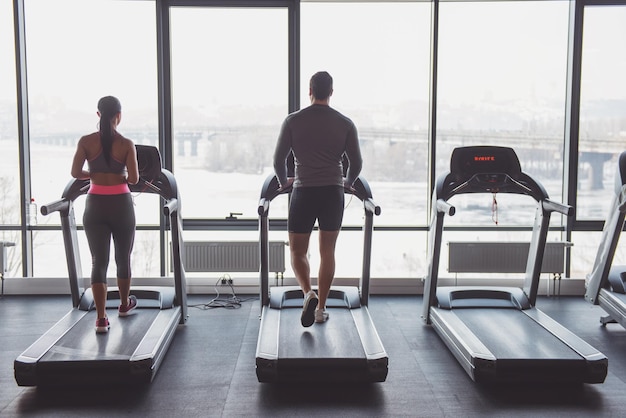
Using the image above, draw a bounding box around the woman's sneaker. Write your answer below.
[301,291,318,327]
[315,309,329,323]
[118,295,138,317]
[95,317,110,333]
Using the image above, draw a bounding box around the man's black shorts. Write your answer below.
[288,185,344,233]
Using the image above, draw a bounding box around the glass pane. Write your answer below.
[445,193,539,227]
[577,6,626,220]
[301,1,431,227]
[436,1,569,224]
[569,231,626,279]
[170,8,288,219]
[32,231,67,277]
[1,234,21,278]
[370,230,427,278]
[24,0,158,277]
[34,229,163,280]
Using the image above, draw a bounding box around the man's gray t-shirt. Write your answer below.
[273,104,362,188]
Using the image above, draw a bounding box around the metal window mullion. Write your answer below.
[288,0,300,113]
[156,0,173,276]
[427,0,440,253]
[13,0,33,277]
[563,0,585,278]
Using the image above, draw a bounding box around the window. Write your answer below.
[5,0,622,285]
[169,7,288,220]
[577,6,626,220]
[302,1,431,226]
[436,1,570,226]
[301,1,432,278]
[24,0,159,277]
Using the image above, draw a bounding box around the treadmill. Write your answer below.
[14,145,188,387]
[255,174,388,383]
[585,151,626,328]
[422,145,607,384]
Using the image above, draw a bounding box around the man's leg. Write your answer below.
[290,231,319,326]
[317,229,340,311]
[289,232,312,293]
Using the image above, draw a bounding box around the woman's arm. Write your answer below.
[125,140,139,185]
[70,137,90,180]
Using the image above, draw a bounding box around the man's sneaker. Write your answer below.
[315,309,329,323]
[118,295,138,317]
[95,317,110,333]
[301,290,318,327]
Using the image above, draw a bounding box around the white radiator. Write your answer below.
[183,241,285,273]
[448,241,570,274]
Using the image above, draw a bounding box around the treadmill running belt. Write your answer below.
[278,308,366,359]
[457,309,581,359]
[41,309,160,362]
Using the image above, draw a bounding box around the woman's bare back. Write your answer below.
[71,132,139,185]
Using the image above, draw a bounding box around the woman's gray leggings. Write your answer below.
[83,193,136,284]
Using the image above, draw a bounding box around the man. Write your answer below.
[273,71,363,327]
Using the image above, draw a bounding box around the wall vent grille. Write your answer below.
[182,241,285,273]
[448,242,569,274]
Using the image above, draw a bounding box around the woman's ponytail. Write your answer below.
[96,96,122,165]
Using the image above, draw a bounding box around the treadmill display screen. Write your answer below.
[450,146,522,179]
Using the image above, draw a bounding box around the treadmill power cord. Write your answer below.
[188,275,257,310]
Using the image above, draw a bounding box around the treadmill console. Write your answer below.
[136,145,162,183]
[450,146,521,179]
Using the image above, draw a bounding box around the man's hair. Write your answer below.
[310,71,333,100]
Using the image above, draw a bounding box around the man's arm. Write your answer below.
[344,123,363,186]
[273,119,292,188]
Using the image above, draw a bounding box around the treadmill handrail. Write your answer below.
[543,198,573,217]
[436,199,455,216]
[617,185,626,213]
[258,173,380,308]
[585,155,626,305]
[164,198,179,217]
[423,147,573,322]
[41,199,71,217]
[40,168,187,322]
[364,197,381,216]
[437,171,549,203]
[258,174,380,215]
[43,169,180,214]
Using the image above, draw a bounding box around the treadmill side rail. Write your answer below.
[351,307,389,382]
[255,307,280,383]
[14,309,89,386]
[522,308,607,383]
[430,308,496,382]
[598,288,626,328]
[130,307,182,382]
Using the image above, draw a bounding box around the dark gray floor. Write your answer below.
[2,293,626,417]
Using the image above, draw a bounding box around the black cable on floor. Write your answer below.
[188,275,258,310]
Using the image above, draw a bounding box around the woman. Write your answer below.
[71,96,140,333]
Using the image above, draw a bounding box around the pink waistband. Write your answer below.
[88,183,131,195]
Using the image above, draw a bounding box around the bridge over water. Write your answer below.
[32,127,623,189]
